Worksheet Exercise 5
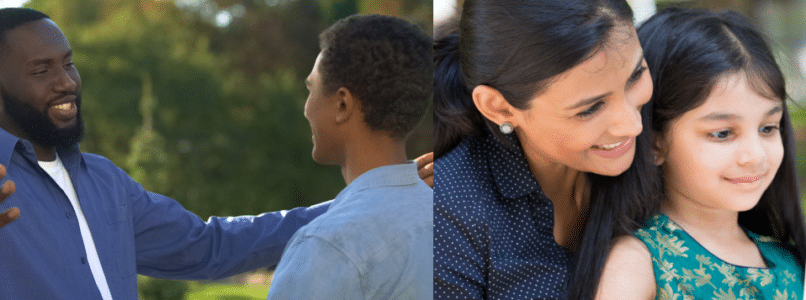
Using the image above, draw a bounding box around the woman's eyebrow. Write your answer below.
[566,92,611,110]
[565,51,644,111]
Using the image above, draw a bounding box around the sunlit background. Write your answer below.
[0,0,28,8]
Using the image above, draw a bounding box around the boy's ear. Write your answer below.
[472,85,518,129]
[334,87,355,124]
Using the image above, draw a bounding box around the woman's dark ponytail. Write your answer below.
[433,23,484,158]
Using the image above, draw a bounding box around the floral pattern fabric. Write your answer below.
[635,214,804,300]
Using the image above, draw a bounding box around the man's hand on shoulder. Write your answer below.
[0,164,18,228]
[415,152,433,188]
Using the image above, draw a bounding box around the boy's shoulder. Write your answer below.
[291,178,432,270]
[309,179,431,236]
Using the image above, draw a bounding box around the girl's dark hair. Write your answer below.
[433,1,663,299]
[638,7,806,264]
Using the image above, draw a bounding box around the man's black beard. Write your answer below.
[2,91,84,149]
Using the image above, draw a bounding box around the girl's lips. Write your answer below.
[725,173,765,184]
[589,137,634,159]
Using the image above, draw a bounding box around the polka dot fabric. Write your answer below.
[434,129,573,299]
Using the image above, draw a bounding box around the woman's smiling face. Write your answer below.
[513,25,652,176]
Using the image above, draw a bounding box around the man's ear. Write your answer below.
[472,85,518,129]
[334,87,355,124]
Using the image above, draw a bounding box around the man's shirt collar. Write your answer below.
[0,126,81,169]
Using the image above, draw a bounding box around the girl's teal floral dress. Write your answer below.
[635,213,804,300]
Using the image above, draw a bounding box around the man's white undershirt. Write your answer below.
[39,154,114,300]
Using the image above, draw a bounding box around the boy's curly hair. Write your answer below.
[319,14,432,139]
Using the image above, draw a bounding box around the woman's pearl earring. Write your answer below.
[499,122,514,134]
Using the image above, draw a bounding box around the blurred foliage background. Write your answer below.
[17,0,432,298]
[22,0,432,221]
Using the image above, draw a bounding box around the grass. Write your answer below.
[138,274,271,300]
[184,283,269,300]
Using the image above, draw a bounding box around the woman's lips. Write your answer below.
[589,137,634,159]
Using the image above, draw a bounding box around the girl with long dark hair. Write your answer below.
[433,0,662,298]
[596,8,806,299]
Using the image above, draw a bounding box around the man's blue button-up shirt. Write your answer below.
[0,128,329,299]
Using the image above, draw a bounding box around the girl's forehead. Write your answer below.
[682,73,782,121]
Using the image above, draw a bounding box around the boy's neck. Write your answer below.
[340,133,407,185]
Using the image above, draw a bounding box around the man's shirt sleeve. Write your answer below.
[123,171,331,280]
[267,234,364,300]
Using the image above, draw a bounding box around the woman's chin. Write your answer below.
[587,156,635,177]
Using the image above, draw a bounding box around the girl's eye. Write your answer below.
[707,129,733,140]
[760,125,780,135]
[32,69,47,75]
[576,101,604,118]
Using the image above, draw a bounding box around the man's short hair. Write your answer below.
[318,14,432,139]
[0,8,50,50]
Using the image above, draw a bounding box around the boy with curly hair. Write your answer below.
[267,14,433,299]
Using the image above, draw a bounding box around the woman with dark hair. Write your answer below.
[433,0,661,298]
[596,8,805,299]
